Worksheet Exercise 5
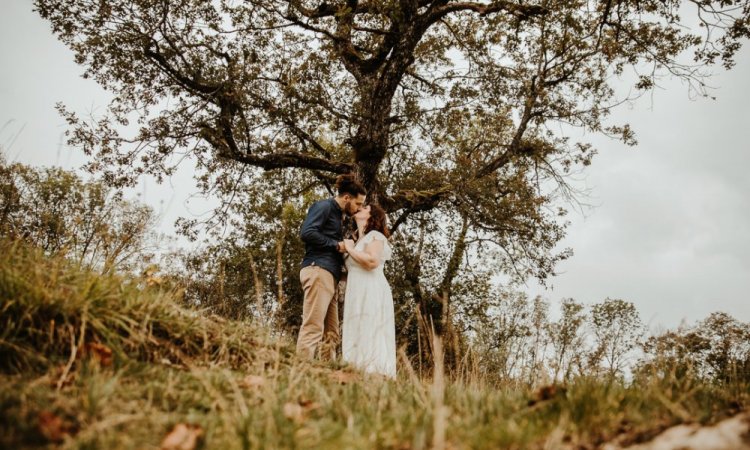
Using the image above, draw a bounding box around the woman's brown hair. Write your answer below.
[364,204,391,239]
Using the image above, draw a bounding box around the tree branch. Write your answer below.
[439,215,469,297]
[227,149,353,173]
[143,44,221,97]
[198,121,352,174]
[428,1,548,23]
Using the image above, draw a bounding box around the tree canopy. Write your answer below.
[36,0,750,283]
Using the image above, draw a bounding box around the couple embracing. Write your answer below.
[295,174,396,378]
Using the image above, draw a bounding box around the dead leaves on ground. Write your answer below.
[37,410,76,443]
[84,342,113,367]
[160,423,204,450]
[237,368,358,425]
[51,341,114,388]
[239,368,358,392]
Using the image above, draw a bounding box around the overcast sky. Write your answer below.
[2,1,749,330]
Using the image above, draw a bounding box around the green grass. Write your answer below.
[1,239,747,449]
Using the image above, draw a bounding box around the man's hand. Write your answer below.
[337,241,346,253]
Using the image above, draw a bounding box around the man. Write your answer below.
[296,174,366,359]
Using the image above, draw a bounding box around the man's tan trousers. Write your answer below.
[296,265,339,359]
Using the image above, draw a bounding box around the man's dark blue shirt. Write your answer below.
[300,198,343,281]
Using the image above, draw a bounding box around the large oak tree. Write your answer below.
[36,0,749,343]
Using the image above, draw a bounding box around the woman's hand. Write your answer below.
[344,238,383,271]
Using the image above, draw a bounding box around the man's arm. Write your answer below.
[300,201,340,251]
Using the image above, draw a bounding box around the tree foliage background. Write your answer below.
[0,156,156,273]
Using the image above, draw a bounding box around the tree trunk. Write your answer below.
[410,216,470,373]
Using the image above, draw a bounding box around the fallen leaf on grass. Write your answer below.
[329,369,359,385]
[240,374,266,389]
[85,342,113,366]
[160,423,204,450]
[38,411,73,443]
[297,397,319,409]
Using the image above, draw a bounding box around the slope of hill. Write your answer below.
[1,239,747,449]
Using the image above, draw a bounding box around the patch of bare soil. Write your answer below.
[602,413,750,450]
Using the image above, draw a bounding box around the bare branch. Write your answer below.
[428,1,548,23]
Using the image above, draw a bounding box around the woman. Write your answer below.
[342,204,396,378]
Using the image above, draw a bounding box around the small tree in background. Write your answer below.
[638,326,709,381]
[547,298,587,382]
[589,298,643,378]
[638,313,750,385]
[472,291,549,384]
[696,312,750,383]
[0,158,156,274]
[179,169,311,333]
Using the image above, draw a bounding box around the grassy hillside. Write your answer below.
[1,239,747,449]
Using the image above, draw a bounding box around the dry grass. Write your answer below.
[1,238,747,449]
[0,239,274,374]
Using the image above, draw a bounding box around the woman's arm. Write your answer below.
[344,238,384,270]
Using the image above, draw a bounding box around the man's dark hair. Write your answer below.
[335,174,367,197]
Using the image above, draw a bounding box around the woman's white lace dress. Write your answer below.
[342,230,396,377]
